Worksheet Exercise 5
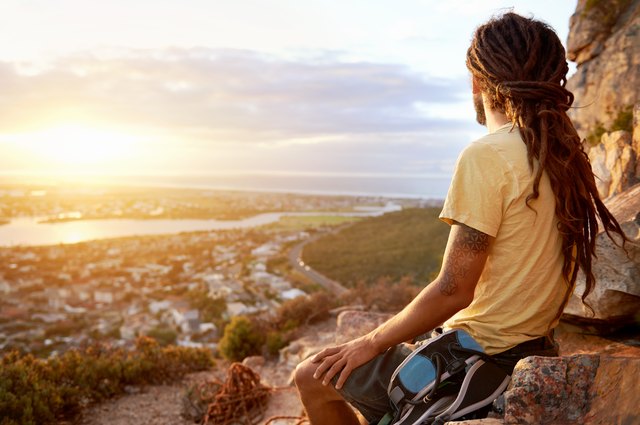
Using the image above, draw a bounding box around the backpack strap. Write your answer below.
[430,359,510,424]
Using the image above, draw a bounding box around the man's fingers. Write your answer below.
[311,346,340,363]
[313,353,339,379]
[321,358,347,386]
[335,363,354,390]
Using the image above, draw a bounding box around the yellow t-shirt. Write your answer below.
[439,123,567,355]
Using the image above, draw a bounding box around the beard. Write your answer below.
[474,93,487,126]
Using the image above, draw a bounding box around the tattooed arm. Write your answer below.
[437,221,491,297]
[312,222,493,389]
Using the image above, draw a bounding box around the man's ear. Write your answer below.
[471,76,481,95]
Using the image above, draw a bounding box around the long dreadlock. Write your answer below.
[466,12,628,310]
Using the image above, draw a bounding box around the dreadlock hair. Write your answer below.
[466,12,628,311]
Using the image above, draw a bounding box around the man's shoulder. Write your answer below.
[462,128,526,167]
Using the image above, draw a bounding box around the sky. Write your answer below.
[0,0,578,180]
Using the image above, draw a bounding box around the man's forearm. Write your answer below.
[367,279,473,352]
[367,222,490,353]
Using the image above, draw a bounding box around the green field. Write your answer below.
[302,208,449,287]
[264,215,363,232]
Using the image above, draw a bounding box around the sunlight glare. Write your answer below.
[10,124,140,167]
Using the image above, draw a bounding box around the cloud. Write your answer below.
[0,47,476,144]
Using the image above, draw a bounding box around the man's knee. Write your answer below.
[295,356,346,407]
[294,357,318,391]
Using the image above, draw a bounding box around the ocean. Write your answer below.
[69,173,453,199]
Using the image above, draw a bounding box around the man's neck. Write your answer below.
[483,95,510,133]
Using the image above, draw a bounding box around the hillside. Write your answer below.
[301,208,449,287]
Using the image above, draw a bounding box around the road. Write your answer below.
[288,227,349,296]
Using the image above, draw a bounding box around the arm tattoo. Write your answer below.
[438,224,490,296]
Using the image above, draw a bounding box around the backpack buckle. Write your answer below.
[447,358,466,375]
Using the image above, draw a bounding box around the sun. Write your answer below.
[3,123,144,174]
[22,124,138,165]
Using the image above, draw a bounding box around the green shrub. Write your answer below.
[218,316,264,362]
[0,337,214,424]
[265,331,287,356]
[146,325,178,346]
[611,105,633,132]
[586,121,607,146]
[586,105,634,146]
[275,292,335,328]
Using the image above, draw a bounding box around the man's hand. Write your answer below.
[310,335,381,390]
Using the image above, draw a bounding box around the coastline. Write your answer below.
[0,172,451,200]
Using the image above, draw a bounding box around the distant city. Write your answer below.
[0,185,441,357]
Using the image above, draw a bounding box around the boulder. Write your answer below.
[500,355,640,424]
[335,310,393,344]
[634,104,640,178]
[277,318,347,387]
[555,322,640,358]
[445,419,504,425]
[566,0,640,139]
[563,187,640,325]
[588,130,637,199]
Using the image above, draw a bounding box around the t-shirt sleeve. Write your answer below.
[439,142,511,237]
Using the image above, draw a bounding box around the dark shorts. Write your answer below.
[333,343,414,423]
[333,332,559,424]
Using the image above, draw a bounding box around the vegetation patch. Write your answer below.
[302,208,448,287]
[611,105,634,132]
[583,0,632,29]
[0,337,214,425]
[265,214,362,232]
[586,105,634,146]
[218,316,265,362]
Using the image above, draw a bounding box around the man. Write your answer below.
[294,12,627,425]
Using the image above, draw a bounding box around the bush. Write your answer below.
[342,276,421,313]
[275,292,335,329]
[586,105,634,146]
[611,105,633,133]
[218,316,264,362]
[146,325,178,346]
[265,331,287,356]
[0,337,214,424]
[586,121,607,146]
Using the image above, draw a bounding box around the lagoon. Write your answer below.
[0,204,401,247]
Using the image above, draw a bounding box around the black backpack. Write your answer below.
[382,329,510,425]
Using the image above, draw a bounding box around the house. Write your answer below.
[166,308,201,334]
[281,288,306,300]
[226,302,251,317]
[251,242,279,258]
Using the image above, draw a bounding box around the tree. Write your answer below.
[218,316,264,362]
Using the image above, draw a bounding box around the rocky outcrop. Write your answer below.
[335,310,393,344]
[587,103,640,199]
[588,130,637,198]
[278,319,338,381]
[566,0,640,139]
[634,104,640,176]
[563,184,640,324]
[500,355,640,425]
